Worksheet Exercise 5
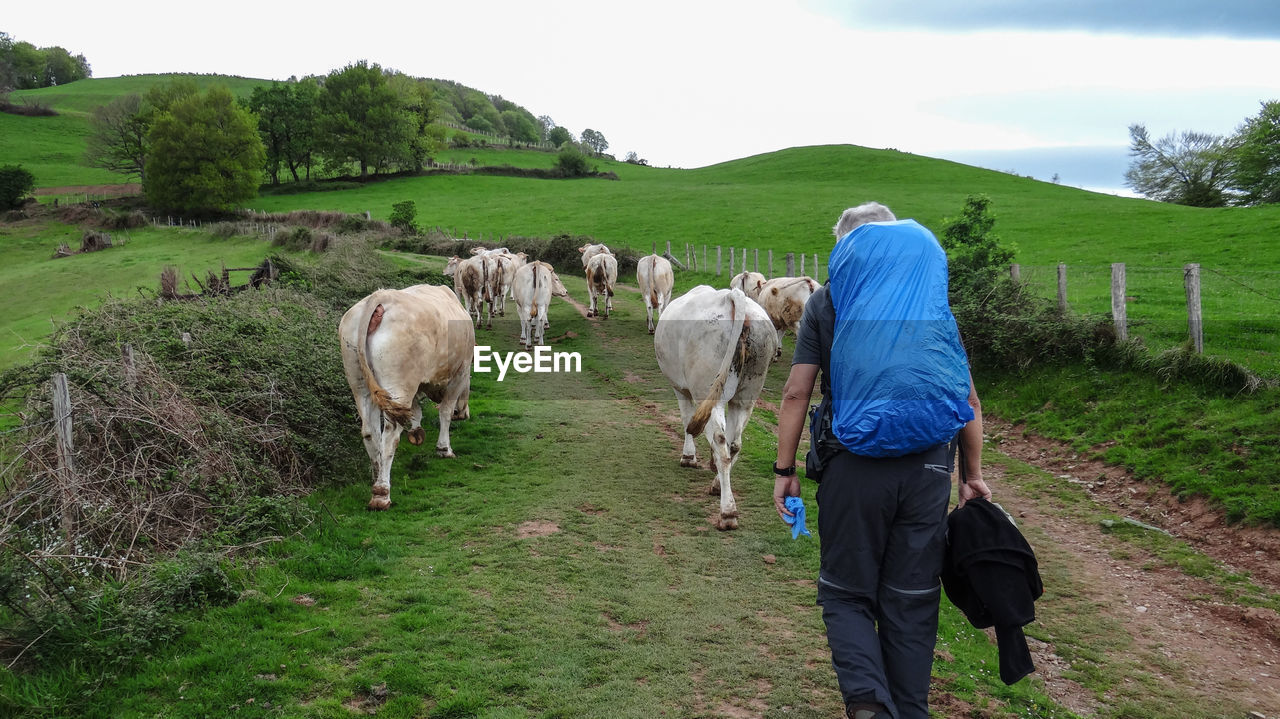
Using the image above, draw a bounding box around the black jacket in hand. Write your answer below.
[941,497,1044,685]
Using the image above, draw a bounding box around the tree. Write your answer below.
[84,94,150,181]
[143,86,265,213]
[391,75,440,171]
[1124,123,1233,207]
[84,80,197,184]
[940,194,1016,296]
[624,151,648,166]
[317,61,413,177]
[1231,100,1280,206]
[389,200,419,234]
[247,79,319,184]
[40,46,89,86]
[537,115,555,141]
[580,128,608,156]
[548,126,572,146]
[0,164,35,210]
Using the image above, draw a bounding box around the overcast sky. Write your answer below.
[7,1,1280,194]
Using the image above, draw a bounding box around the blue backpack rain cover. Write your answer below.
[827,220,974,457]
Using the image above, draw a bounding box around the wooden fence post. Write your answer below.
[786,252,795,277]
[52,373,76,536]
[1110,263,1128,342]
[753,248,759,273]
[729,247,735,275]
[1057,263,1068,313]
[716,246,722,276]
[741,248,747,273]
[703,245,708,272]
[122,344,136,391]
[800,254,806,276]
[1010,264,1021,282]
[1184,263,1203,353]
[667,240,672,258]
[767,249,774,278]
[651,241,656,254]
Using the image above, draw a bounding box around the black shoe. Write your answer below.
[845,703,891,719]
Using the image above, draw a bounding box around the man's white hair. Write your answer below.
[833,202,896,239]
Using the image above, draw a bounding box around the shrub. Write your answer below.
[272,226,313,251]
[556,144,591,177]
[389,200,419,234]
[0,164,36,211]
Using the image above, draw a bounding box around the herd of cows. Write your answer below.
[338,243,821,527]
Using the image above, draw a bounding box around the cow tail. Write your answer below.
[643,256,657,308]
[688,289,749,436]
[529,264,539,319]
[356,296,413,429]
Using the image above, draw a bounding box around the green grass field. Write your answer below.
[0,217,278,369]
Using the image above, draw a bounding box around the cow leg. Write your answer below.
[674,391,699,468]
[535,306,548,346]
[646,301,655,334]
[436,371,470,458]
[370,412,401,510]
[407,399,425,446]
[702,403,738,530]
[518,311,530,349]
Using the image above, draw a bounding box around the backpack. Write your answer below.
[826,220,973,457]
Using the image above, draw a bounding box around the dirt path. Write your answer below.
[984,417,1280,716]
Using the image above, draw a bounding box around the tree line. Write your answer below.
[0,31,90,91]
[1125,101,1280,207]
[83,61,616,213]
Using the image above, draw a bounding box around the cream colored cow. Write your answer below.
[636,254,674,334]
[445,254,494,329]
[654,286,779,529]
[728,270,766,300]
[585,252,618,318]
[339,284,474,510]
[757,276,819,358]
[578,242,612,268]
[512,261,568,348]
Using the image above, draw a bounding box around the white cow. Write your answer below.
[757,276,819,357]
[445,255,495,329]
[728,271,766,300]
[512,261,568,348]
[470,247,527,310]
[636,254,674,334]
[578,242,612,268]
[654,286,779,529]
[339,284,474,510]
[585,252,618,318]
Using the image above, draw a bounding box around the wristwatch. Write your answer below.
[772,462,797,477]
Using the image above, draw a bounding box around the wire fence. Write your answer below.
[1017,263,1280,376]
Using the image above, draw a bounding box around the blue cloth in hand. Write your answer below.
[783,496,811,539]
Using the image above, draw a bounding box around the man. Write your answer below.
[773,202,991,719]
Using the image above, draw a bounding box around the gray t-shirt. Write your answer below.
[792,283,834,398]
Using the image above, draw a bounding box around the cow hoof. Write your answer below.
[408,428,426,446]
[707,482,721,496]
[368,496,391,511]
[680,455,698,468]
[648,328,655,335]
[436,447,455,458]
[717,515,739,531]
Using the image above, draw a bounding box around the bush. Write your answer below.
[556,144,591,177]
[0,164,36,211]
[389,200,419,234]
[272,226,314,251]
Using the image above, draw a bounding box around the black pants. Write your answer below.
[815,444,951,719]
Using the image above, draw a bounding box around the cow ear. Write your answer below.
[771,287,779,295]
[578,246,586,253]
